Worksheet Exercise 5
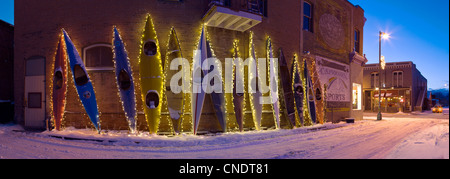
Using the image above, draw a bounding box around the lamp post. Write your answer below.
[378,31,389,121]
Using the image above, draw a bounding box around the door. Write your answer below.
[24,57,46,129]
[364,91,371,111]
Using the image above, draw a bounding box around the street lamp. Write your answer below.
[378,31,390,121]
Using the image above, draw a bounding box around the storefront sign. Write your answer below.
[315,56,350,102]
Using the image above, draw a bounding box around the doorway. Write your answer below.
[24,56,46,130]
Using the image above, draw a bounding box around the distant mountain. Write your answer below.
[430,88,449,107]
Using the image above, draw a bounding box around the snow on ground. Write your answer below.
[0,110,448,159]
[386,124,449,159]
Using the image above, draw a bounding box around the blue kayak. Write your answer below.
[63,29,101,133]
[292,56,304,126]
[113,27,137,134]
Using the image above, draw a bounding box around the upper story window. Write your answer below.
[83,44,114,71]
[354,29,361,54]
[393,71,403,88]
[371,72,379,88]
[303,2,313,32]
[209,0,231,7]
[258,0,268,17]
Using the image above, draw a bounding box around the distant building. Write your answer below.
[0,19,14,124]
[363,61,428,113]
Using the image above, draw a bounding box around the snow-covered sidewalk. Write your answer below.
[0,111,448,159]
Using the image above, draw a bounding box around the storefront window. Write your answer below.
[353,83,362,110]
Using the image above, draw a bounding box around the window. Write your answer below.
[303,2,313,32]
[28,93,42,108]
[371,72,379,88]
[354,29,361,54]
[259,0,268,17]
[393,71,403,87]
[209,0,230,7]
[353,83,362,110]
[83,44,114,71]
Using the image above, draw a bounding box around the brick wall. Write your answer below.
[15,0,366,132]
[0,20,14,123]
[0,20,14,101]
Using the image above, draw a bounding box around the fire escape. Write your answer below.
[203,0,264,32]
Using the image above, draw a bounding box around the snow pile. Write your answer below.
[386,124,449,159]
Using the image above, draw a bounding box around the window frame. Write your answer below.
[371,72,379,88]
[28,92,42,109]
[393,71,404,88]
[303,1,313,32]
[83,43,114,71]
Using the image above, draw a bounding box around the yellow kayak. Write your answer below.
[139,15,163,134]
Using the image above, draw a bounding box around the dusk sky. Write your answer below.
[348,0,449,90]
[0,0,448,89]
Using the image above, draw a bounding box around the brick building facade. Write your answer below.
[0,20,14,124]
[14,0,367,132]
[363,61,428,113]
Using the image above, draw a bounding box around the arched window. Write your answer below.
[83,44,114,71]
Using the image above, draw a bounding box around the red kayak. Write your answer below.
[52,34,67,131]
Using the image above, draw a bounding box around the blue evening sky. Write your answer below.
[0,0,448,89]
[349,0,449,90]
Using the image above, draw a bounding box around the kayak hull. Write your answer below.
[63,29,100,132]
[52,35,67,131]
[139,15,164,134]
[113,27,137,133]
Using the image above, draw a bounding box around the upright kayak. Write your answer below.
[233,41,245,132]
[63,29,100,132]
[304,59,317,124]
[52,34,67,131]
[267,37,280,129]
[291,55,304,127]
[206,40,227,132]
[113,27,137,134]
[312,61,324,124]
[278,48,296,128]
[139,15,164,134]
[164,27,184,134]
[248,32,262,130]
[192,25,207,135]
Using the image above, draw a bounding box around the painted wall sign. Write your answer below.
[315,56,350,102]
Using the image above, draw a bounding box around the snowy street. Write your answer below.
[0,110,448,159]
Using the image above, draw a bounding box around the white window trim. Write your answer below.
[83,43,114,71]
